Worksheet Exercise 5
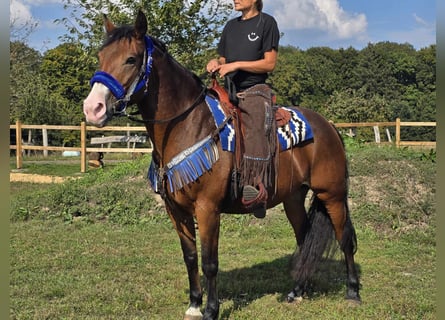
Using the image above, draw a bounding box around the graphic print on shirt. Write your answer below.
[248,32,260,42]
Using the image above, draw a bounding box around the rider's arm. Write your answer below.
[211,50,277,77]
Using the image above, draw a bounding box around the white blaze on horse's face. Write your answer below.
[83,82,111,127]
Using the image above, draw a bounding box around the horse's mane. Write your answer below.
[101,25,204,88]
[101,25,167,53]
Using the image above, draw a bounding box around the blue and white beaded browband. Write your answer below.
[148,97,313,194]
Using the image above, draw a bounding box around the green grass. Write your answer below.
[10,159,83,176]
[10,214,435,319]
[10,153,140,176]
[10,144,436,319]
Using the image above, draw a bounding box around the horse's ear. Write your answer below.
[103,14,115,34]
[135,10,148,39]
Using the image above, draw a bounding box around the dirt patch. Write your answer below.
[10,173,69,184]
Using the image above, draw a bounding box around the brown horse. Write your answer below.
[83,10,360,320]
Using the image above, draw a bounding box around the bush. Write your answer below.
[10,156,161,224]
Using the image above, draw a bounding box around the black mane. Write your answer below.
[102,25,135,49]
[101,26,167,53]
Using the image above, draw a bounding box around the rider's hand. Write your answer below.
[206,59,221,73]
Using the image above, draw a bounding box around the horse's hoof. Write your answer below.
[184,307,203,320]
[287,297,303,304]
[287,292,303,304]
[346,289,361,304]
[346,297,362,306]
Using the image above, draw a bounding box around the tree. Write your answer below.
[10,41,42,123]
[268,45,303,106]
[10,10,38,44]
[325,88,392,123]
[10,41,86,146]
[297,47,342,111]
[59,0,232,73]
[40,43,96,105]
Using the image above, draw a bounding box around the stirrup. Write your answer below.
[242,185,267,218]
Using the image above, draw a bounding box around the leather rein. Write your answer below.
[127,84,207,124]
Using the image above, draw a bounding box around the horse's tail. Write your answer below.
[290,195,337,285]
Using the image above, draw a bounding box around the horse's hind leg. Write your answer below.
[287,192,360,303]
[318,195,361,302]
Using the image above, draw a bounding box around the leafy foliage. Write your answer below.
[270,43,435,126]
[59,0,232,72]
[40,43,96,105]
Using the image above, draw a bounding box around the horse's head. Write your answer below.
[83,10,152,127]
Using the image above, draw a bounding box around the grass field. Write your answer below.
[10,144,436,319]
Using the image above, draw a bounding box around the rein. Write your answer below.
[127,85,207,124]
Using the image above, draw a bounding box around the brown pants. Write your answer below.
[237,84,276,189]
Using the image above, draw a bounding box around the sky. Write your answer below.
[10,0,436,53]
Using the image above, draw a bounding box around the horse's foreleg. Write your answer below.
[196,207,221,320]
[181,233,204,320]
[165,205,203,320]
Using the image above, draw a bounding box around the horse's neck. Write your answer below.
[145,58,212,166]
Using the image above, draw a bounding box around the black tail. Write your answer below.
[291,195,336,284]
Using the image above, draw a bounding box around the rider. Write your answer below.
[206,0,280,218]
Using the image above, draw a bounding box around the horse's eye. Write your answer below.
[125,57,137,65]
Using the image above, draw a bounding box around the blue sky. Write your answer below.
[10,0,436,53]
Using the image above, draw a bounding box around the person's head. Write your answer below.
[234,0,263,12]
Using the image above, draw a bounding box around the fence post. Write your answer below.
[42,126,48,157]
[80,121,87,173]
[15,121,23,169]
[127,123,131,150]
[386,128,392,142]
[373,126,381,143]
[395,118,401,148]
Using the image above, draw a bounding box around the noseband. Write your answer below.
[89,35,154,115]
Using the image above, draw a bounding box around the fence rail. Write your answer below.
[10,119,435,173]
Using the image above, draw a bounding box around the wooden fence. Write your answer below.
[10,119,435,173]
[10,122,152,173]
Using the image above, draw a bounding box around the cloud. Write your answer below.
[384,14,436,49]
[266,0,367,39]
[10,0,35,26]
[10,0,65,26]
[413,13,435,32]
[413,13,429,27]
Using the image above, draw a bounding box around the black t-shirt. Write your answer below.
[217,12,280,91]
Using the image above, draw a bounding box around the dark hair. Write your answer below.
[256,0,263,11]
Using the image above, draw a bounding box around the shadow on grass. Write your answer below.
[215,254,362,319]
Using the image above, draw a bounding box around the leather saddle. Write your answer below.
[207,78,292,128]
